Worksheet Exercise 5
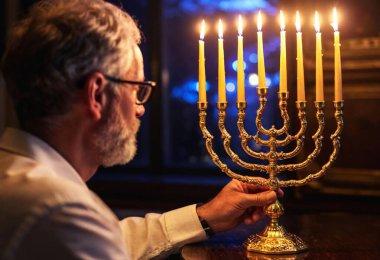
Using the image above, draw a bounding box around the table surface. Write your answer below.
[181,212,380,260]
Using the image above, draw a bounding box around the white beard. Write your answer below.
[93,100,140,167]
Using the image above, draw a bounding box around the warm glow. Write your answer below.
[218,19,223,39]
[314,11,320,32]
[296,11,301,32]
[200,19,205,40]
[332,8,339,31]
[257,11,263,31]
[238,15,243,36]
[280,10,285,31]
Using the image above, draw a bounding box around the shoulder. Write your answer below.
[0,156,128,259]
[0,149,93,210]
[0,168,90,211]
[1,178,128,260]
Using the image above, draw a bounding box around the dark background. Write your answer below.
[1,0,379,214]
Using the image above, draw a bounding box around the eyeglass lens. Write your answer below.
[136,85,152,104]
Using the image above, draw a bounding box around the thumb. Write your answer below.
[239,190,277,208]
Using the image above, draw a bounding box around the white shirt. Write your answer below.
[0,128,206,260]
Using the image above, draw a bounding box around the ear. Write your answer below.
[84,72,108,121]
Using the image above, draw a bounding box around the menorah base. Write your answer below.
[244,226,308,254]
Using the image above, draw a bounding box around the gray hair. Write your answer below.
[1,0,141,125]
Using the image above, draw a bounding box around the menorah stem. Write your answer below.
[263,199,284,236]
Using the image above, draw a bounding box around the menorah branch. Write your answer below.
[275,101,307,153]
[278,102,324,172]
[278,101,343,187]
[255,90,290,137]
[198,102,270,187]
[218,102,267,172]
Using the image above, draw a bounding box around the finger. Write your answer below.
[242,178,271,192]
[244,208,266,225]
[244,215,253,225]
[277,188,284,197]
[240,190,277,208]
[251,209,263,223]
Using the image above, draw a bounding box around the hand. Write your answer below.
[196,178,283,233]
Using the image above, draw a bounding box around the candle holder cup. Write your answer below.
[198,88,343,254]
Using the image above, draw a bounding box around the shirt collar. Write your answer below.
[0,127,86,188]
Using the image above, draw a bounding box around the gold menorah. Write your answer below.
[198,88,344,254]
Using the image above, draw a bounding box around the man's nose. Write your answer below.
[136,104,145,118]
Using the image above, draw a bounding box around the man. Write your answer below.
[0,0,279,259]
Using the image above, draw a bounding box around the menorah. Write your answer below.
[197,9,344,254]
[198,91,344,253]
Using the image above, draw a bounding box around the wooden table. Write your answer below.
[181,212,380,259]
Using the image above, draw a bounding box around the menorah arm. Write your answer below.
[277,102,308,159]
[277,138,304,160]
[236,102,270,160]
[278,101,343,187]
[255,89,291,137]
[199,102,270,187]
[236,99,292,155]
[218,103,267,172]
[277,102,325,171]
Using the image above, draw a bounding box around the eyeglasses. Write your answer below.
[104,75,156,105]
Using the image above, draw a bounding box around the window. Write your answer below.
[162,0,281,170]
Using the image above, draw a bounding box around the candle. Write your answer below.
[315,11,324,101]
[279,10,287,93]
[257,11,266,89]
[237,15,245,102]
[198,20,206,103]
[296,11,306,101]
[332,8,342,101]
[218,19,226,103]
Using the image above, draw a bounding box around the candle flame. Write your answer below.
[280,10,285,31]
[314,11,320,32]
[218,19,223,39]
[200,19,205,40]
[295,11,301,32]
[332,8,338,31]
[238,15,243,36]
[257,11,263,31]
